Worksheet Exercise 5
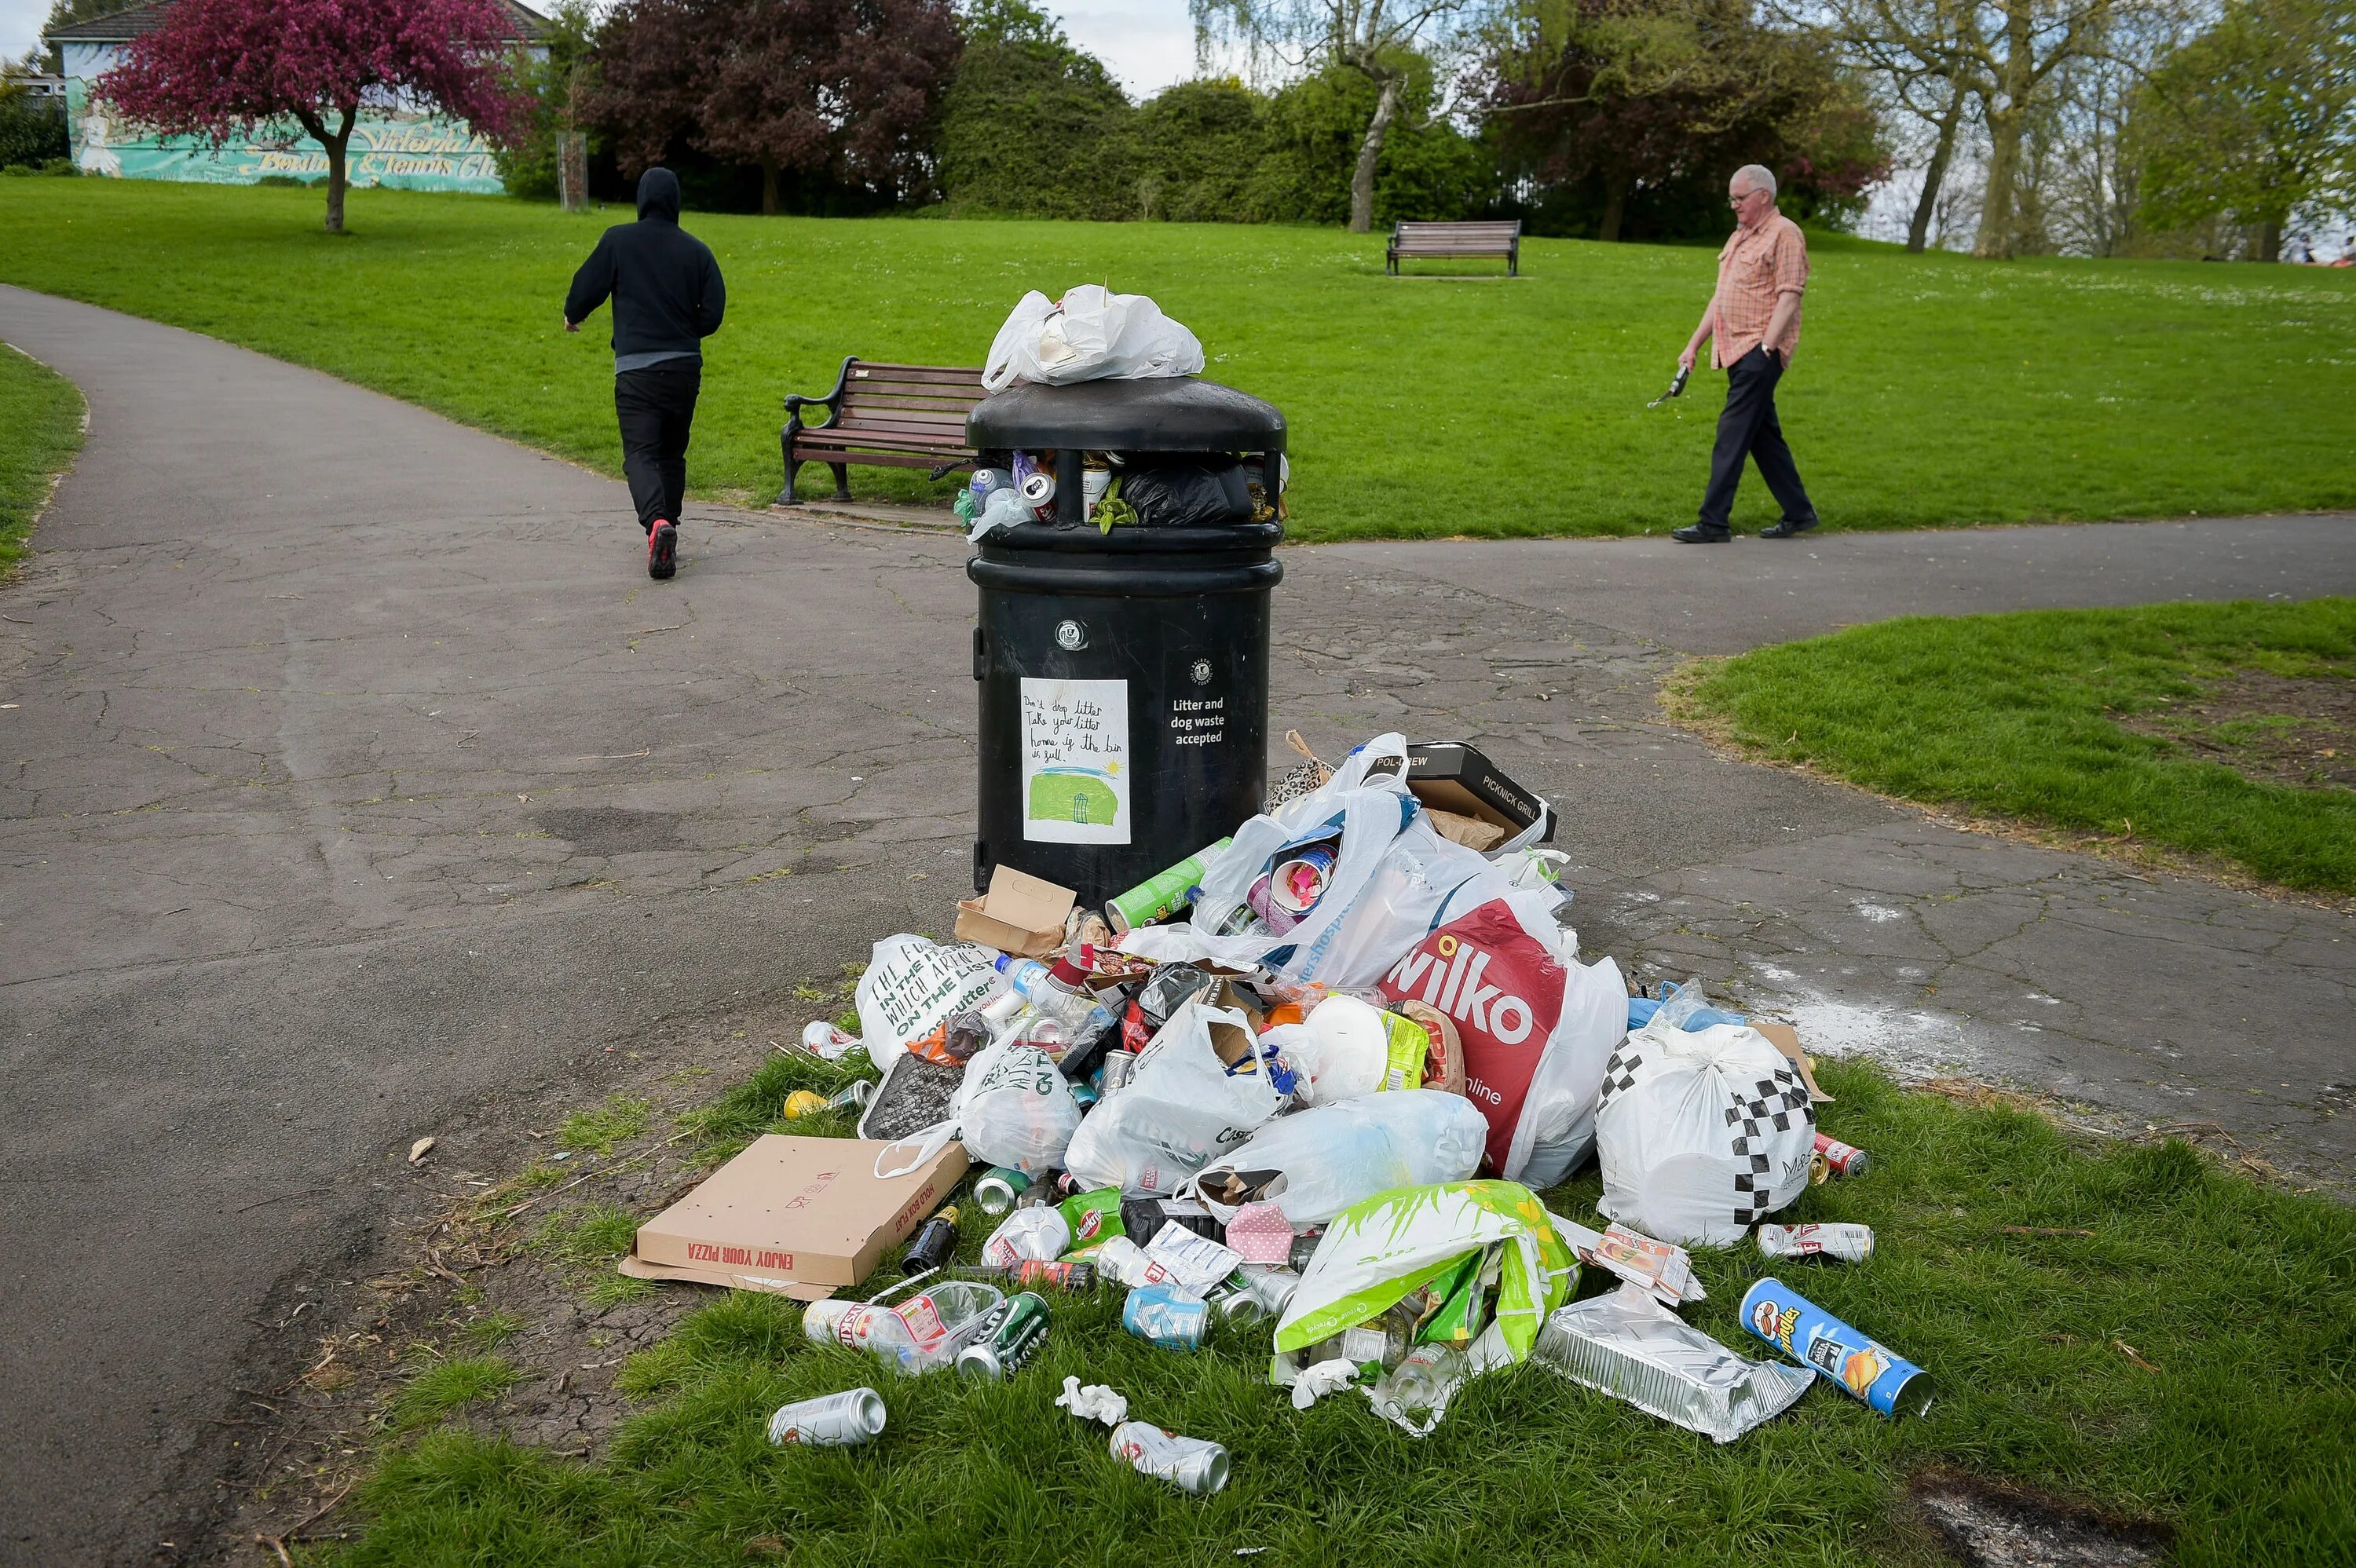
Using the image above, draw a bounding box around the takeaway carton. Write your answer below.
[619,1135,968,1300]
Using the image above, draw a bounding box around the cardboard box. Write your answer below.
[618,1134,968,1299]
[1407,741,1553,843]
[1751,1022,1834,1103]
[955,864,1077,957]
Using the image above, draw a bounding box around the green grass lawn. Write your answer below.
[0,340,84,568]
[1670,598,2356,893]
[329,1045,2356,1568]
[2,181,2352,539]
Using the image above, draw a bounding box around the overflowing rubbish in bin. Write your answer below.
[622,289,1928,1487]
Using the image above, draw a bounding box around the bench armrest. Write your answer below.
[782,355,857,436]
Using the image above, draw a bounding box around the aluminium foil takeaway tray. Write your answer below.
[1533,1285,1813,1443]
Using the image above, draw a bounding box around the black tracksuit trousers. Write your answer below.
[1697,345,1816,532]
[615,363,701,532]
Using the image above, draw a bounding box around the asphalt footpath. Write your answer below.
[4,283,2353,1566]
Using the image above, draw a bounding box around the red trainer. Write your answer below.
[649,520,678,579]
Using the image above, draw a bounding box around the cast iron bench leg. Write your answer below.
[829,462,851,503]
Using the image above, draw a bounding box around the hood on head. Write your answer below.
[637,166,681,223]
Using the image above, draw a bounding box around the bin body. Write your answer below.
[967,377,1288,908]
[971,521,1279,905]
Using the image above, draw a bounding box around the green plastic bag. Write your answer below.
[1274,1181,1577,1367]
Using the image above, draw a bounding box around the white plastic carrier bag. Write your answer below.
[1062,999,1287,1193]
[1593,1021,1819,1248]
[853,934,1000,1073]
[982,286,1205,393]
[1183,1089,1489,1226]
[956,1041,1082,1176]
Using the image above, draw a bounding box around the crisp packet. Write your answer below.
[1533,1284,1813,1442]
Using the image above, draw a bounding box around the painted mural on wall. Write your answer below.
[60,42,510,193]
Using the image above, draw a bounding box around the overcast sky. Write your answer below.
[4,0,1210,95]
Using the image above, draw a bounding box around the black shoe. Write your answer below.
[1760,517,1819,539]
[1671,524,1732,544]
[649,521,678,579]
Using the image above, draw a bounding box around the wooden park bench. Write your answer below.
[1387,220,1524,278]
[779,357,984,504]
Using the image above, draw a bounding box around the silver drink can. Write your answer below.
[767,1387,887,1446]
[1755,1223,1875,1263]
[1108,1421,1230,1495]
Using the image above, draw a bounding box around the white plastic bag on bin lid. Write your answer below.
[1061,999,1287,1193]
[1184,1088,1489,1226]
[1274,1180,1579,1368]
[981,285,1205,393]
[1377,886,1626,1185]
[957,1041,1082,1176]
[854,934,1000,1073]
[1594,1021,1818,1248]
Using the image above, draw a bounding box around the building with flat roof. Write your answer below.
[47,0,547,194]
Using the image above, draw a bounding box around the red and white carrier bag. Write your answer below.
[1376,884,1626,1185]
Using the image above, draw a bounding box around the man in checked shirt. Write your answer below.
[1671,164,1822,543]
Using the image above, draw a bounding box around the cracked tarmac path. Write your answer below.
[4,285,2354,1566]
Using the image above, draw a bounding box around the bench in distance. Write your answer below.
[1387,221,1524,278]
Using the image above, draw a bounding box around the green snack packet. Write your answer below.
[1415,1247,1495,1348]
[1059,1186,1124,1250]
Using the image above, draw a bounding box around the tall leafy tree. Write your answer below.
[2132,0,2354,260]
[1192,0,1501,232]
[592,0,961,215]
[936,0,1136,217]
[97,0,527,232]
[1487,0,1885,240]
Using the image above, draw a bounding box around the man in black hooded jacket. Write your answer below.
[564,167,726,580]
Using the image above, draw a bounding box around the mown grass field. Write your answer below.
[1670,598,2356,894]
[0,341,84,568]
[326,1044,2356,1568]
[2,180,2352,539]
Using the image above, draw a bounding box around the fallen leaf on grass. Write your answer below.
[408,1137,437,1165]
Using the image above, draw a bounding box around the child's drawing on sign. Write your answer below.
[1020,678,1131,845]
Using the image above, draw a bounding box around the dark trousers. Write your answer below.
[615,363,701,532]
[1697,345,1816,532]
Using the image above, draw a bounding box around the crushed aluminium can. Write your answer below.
[1740,1277,1932,1418]
[962,1259,1098,1292]
[1762,1224,1885,1262]
[766,1387,886,1446]
[1108,1422,1229,1495]
[1813,1132,1871,1178]
[957,1292,1051,1380]
[1123,1283,1209,1350]
[1756,1223,1875,1263]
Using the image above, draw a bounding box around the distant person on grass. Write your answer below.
[564,167,726,580]
[1672,164,1819,545]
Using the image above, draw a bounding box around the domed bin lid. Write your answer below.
[967,378,1285,451]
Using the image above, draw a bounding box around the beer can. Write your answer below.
[974,1166,1032,1216]
[825,1079,875,1113]
[766,1387,886,1446]
[957,1291,1051,1381]
[1740,1277,1931,1418]
[1099,1049,1140,1098]
[1809,1148,1831,1186]
[1106,841,1231,934]
[1123,1283,1209,1350]
[1813,1132,1871,1178]
[1108,1422,1229,1496]
[1756,1223,1875,1263]
[900,1206,960,1274]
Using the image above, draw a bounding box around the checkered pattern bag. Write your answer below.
[1594,1024,1817,1247]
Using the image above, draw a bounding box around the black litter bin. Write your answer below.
[968,378,1286,908]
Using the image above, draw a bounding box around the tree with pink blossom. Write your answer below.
[100,0,532,232]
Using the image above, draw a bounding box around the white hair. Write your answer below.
[1732,164,1777,198]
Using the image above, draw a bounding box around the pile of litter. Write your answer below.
[624,731,1931,1493]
